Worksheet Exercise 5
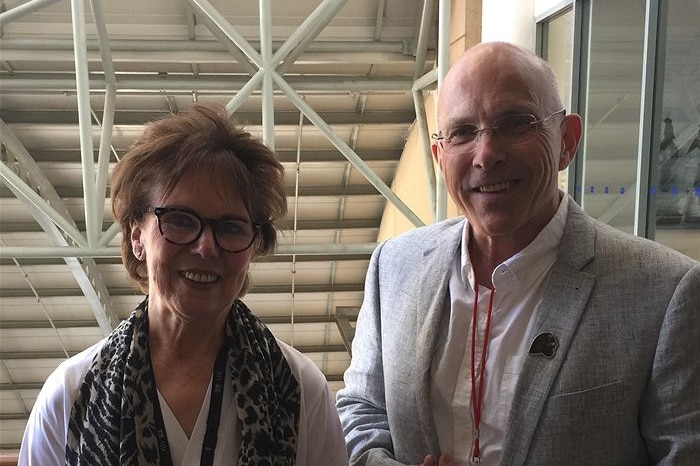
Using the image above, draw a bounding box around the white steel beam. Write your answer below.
[0,37,408,54]
[0,75,415,93]
[185,0,263,69]
[0,243,379,259]
[273,71,424,228]
[70,0,98,247]
[259,0,275,149]
[413,0,438,220]
[89,0,117,233]
[273,0,350,75]
[0,0,62,27]
[0,121,86,246]
[0,121,117,335]
[434,0,451,221]
[225,70,264,115]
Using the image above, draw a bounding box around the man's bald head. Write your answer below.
[437,41,564,125]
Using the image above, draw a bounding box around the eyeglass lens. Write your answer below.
[438,110,565,150]
[444,114,537,148]
[155,208,256,253]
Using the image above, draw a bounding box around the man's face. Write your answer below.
[432,48,578,247]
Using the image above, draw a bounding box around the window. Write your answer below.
[649,0,700,259]
[538,0,699,259]
[537,5,574,193]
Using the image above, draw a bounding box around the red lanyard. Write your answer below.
[470,276,495,463]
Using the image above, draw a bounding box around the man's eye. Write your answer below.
[497,115,535,133]
[448,125,479,141]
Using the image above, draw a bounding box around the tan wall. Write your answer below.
[450,0,483,64]
[377,0,482,241]
[377,92,438,241]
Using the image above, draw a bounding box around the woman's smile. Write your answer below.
[182,270,219,283]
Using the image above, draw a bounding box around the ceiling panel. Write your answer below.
[0,0,437,451]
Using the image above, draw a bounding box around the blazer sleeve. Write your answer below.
[641,263,700,464]
[336,243,408,466]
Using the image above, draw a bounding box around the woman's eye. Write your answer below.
[218,221,248,236]
[164,212,198,229]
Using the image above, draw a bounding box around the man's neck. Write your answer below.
[468,234,522,289]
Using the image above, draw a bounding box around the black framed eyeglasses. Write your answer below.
[432,109,566,151]
[148,207,260,253]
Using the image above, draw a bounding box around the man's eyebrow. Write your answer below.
[441,116,475,127]
[442,108,537,127]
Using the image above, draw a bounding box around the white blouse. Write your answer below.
[19,339,349,466]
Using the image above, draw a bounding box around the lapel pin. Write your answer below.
[528,332,559,358]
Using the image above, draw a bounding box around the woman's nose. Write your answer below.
[192,224,219,257]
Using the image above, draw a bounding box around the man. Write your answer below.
[336,41,700,466]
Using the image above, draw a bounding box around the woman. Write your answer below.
[19,105,349,465]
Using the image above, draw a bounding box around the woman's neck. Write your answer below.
[146,301,227,362]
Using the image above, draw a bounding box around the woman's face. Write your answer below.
[130,170,255,324]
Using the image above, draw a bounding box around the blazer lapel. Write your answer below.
[500,202,598,466]
[412,219,465,454]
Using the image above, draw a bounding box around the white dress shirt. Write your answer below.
[430,195,569,465]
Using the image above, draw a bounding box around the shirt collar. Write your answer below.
[460,193,570,292]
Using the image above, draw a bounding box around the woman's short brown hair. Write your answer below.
[111,104,286,293]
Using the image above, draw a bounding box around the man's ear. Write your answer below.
[559,113,582,170]
[431,140,444,171]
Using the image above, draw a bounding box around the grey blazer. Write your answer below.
[336,199,700,466]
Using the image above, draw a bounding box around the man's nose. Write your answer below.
[471,129,505,171]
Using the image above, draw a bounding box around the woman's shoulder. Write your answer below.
[47,339,106,391]
[277,339,326,383]
[19,339,107,463]
[275,339,349,466]
[275,339,328,392]
[32,339,107,417]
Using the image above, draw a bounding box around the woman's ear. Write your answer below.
[130,221,145,261]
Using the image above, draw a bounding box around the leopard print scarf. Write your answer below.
[66,298,300,465]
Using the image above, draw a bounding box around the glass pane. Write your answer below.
[581,0,646,234]
[545,11,573,116]
[652,0,700,260]
[543,8,574,192]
